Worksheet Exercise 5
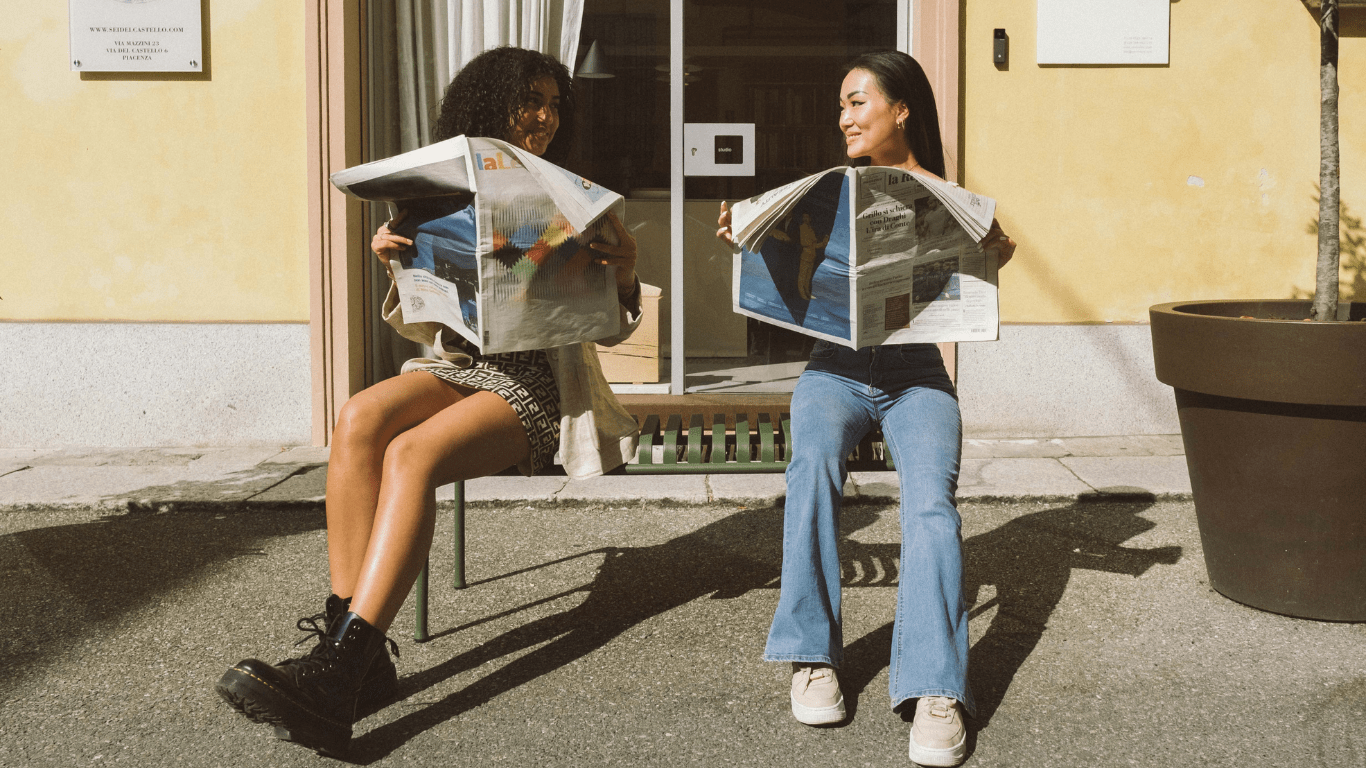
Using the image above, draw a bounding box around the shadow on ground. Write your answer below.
[0,498,1181,762]
[348,499,1180,763]
[0,507,326,702]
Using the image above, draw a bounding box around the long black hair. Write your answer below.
[434,46,577,164]
[842,51,945,178]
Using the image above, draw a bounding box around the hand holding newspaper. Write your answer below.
[730,166,999,348]
[330,136,625,354]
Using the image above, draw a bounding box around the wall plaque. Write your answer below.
[69,0,203,72]
[1037,0,1170,65]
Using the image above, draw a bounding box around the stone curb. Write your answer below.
[0,443,1194,512]
[0,487,1192,516]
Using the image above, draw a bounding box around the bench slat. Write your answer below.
[637,414,660,466]
[759,413,775,464]
[710,414,727,464]
[687,414,704,464]
[736,416,751,464]
[662,414,682,464]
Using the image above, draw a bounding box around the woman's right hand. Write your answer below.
[979,218,1016,268]
[371,210,413,271]
[716,201,735,246]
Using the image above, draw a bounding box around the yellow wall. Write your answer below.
[7,2,1359,327]
[0,3,308,322]
[964,0,1365,323]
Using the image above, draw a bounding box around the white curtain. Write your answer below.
[367,0,585,381]
[374,0,583,155]
[443,0,584,76]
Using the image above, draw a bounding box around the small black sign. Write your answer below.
[715,135,743,165]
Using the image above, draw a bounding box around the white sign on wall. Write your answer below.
[69,0,203,72]
[1037,0,1170,65]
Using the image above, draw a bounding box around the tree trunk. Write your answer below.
[1315,0,1341,322]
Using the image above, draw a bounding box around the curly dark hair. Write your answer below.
[842,51,946,177]
[434,47,577,164]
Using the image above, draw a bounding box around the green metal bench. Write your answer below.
[411,410,892,641]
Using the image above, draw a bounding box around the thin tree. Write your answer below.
[1315,0,1341,321]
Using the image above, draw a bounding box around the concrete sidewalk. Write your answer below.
[0,435,1191,512]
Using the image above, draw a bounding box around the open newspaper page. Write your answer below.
[851,167,998,346]
[731,169,857,346]
[730,165,998,348]
[730,170,838,252]
[330,136,624,354]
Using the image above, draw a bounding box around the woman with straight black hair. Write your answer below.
[214,46,644,758]
[720,50,1015,767]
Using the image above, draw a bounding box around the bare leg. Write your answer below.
[350,389,533,632]
[325,372,466,598]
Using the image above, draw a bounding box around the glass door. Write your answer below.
[680,0,900,394]
[575,0,903,396]
[573,0,675,393]
[364,0,906,396]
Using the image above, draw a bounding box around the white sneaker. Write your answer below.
[908,696,967,766]
[790,664,846,725]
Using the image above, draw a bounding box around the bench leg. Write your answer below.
[415,481,467,643]
[453,480,467,589]
[414,558,430,642]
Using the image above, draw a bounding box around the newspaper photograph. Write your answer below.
[730,165,999,348]
[331,136,626,354]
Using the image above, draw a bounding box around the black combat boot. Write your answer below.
[314,595,399,715]
[241,595,400,727]
[215,611,394,757]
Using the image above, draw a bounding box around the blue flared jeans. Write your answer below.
[763,341,975,715]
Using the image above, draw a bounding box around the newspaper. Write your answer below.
[331,136,626,354]
[730,166,999,348]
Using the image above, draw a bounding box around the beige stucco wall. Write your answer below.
[0,3,308,322]
[964,0,1364,323]
[5,2,1357,329]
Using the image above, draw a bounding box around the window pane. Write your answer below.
[684,0,898,392]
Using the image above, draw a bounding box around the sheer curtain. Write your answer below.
[445,0,584,75]
[372,0,584,152]
[367,0,585,381]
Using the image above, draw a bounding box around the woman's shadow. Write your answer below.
[348,505,787,763]
[836,499,1181,728]
[349,499,1179,762]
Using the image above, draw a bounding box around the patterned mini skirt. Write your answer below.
[408,347,561,474]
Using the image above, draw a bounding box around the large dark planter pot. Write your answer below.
[1150,300,1366,620]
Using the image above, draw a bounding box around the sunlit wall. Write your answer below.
[0,3,308,323]
[963,0,1363,323]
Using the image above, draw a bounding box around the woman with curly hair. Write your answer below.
[214,46,644,757]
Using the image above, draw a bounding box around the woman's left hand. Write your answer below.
[717,201,735,246]
[980,218,1016,268]
[590,211,639,296]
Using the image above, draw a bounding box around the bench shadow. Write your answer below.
[0,507,326,702]
[347,506,787,763]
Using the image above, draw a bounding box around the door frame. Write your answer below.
[665,0,962,392]
[306,0,963,442]
[305,0,371,446]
